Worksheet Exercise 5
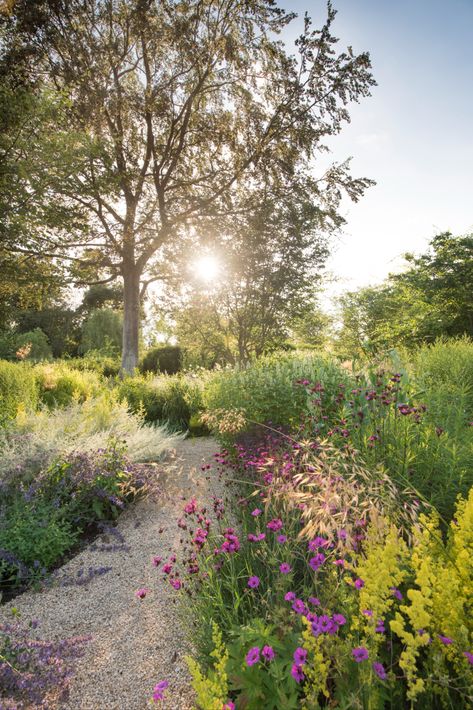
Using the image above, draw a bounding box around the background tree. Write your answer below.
[2,0,375,372]
[334,232,473,356]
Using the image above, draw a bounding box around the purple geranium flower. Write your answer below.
[246,646,260,666]
[251,508,262,516]
[284,591,296,601]
[279,563,291,574]
[293,647,307,665]
[352,646,369,662]
[463,651,473,665]
[354,578,365,589]
[292,599,307,615]
[291,663,305,683]
[262,645,276,662]
[152,680,169,701]
[267,518,283,531]
[438,635,453,645]
[372,662,387,680]
[309,553,326,571]
[248,576,260,589]
[277,534,287,544]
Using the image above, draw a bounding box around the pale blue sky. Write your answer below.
[281,0,473,299]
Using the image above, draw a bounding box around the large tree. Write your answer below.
[2,0,375,372]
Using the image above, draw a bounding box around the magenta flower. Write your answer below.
[284,591,296,601]
[184,498,197,515]
[251,508,262,516]
[333,558,345,568]
[463,651,473,665]
[262,645,276,662]
[170,579,182,590]
[293,647,307,665]
[223,703,235,710]
[267,518,283,531]
[248,576,260,589]
[390,586,403,600]
[375,619,386,634]
[152,680,169,702]
[438,635,453,645]
[308,596,320,606]
[152,556,162,567]
[279,563,291,574]
[333,613,346,626]
[291,663,305,683]
[162,563,173,575]
[354,578,365,589]
[135,587,149,599]
[309,553,326,571]
[352,646,369,662]
[246,646,260,666]
[277,534,287,544]
[292,599,307,615]
[308,536,328,551]
[372,662,387,680]
[362,609,373,617]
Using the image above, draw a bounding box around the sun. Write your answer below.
[192,254,221,283]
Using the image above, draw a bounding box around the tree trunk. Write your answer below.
[121,265,141,375]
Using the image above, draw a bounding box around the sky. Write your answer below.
[281,0,473,303]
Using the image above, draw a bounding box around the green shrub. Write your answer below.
[140,345,183,375]
[117,373,203,429]
[35,363,103,408]
[203,351,351,432]
[80,308,122,355]
[0,361,38,425]
[15,328,52,361]
[64,352,121,378]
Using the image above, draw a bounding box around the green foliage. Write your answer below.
[117,374,203,429]
[64,352,121,378]
[204,351,351,434]
[80,309,123,356]
[335,233,473,355]
[140,345,183,375]
[35,363,103,408]
[0,360,38,425]
[15,328,52,361]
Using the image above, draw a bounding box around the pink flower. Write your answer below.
[251,508,262,516]
[277,534,287,544]
[308,596,320,606]
[291,663,305,683]
[184,498,197,514]
[267,518,283,531]
[152,680,169,702]
[223,703,235,710]
[246,646,260,666]
[152,556,162,567]
[309,553,326,571]
[463,651,473,665]
[170,579,182,590]
[284,591,296,601]
[247,576,260,589]
[279,563,291,574]
[352,646,369,662]
[372,662,387,680]
[293,647,307,665]
[262,645,276,662]
[135,587,149,599]
[354,578,365,589]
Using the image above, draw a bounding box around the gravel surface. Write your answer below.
[0,437,222,710]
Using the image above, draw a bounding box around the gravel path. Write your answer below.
[0,437,222,710]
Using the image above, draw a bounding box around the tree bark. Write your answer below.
[121,264,141,375]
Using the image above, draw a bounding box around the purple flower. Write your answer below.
[463,651,473,665]
[267,518,283,531]
[291,663,305,683]
[170,579,182,590]
[309,553,326,571]
[375,619,386,634]
[135,587,149,599]
[352,646,369,662]
[246,646,260,666]
[354,578,365,589]
[251,508,262,516]
[390,586,403,600]
[317,615,333,633]
[284,591,296,601]
[362,609,373,617]
[223,703,235,710]
[152,556,162,567]
[262,645,276,662]
[438,635,453,645]
[279,563,291,574]
[152,680,169,702]
[292,599,308,615]
[308,536,328,551]
[372,662,387,680]
[293,647,307,665]
[333,613,346,627]
[308,596,320,606]
[277,534,287,544]
[248,576,260,589]
[333,558,345,568]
